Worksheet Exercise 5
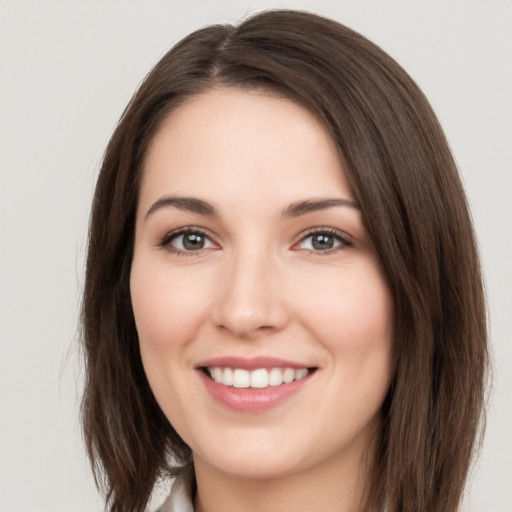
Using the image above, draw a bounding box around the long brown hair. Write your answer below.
[81,9,488,512]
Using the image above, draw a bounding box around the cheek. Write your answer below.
[130,257,212,352]
[293,263,394,392]
[300,265,393,345]
[129,255,213,421]
[129,263,218,440]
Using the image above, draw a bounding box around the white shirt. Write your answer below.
[156,473,195,512]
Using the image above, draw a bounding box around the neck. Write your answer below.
[192,439,377,512]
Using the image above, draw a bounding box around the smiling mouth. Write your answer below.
[202,367,316,389]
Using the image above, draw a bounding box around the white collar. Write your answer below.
[156,472,195,512]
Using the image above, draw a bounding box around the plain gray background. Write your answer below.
[1,1,511,511]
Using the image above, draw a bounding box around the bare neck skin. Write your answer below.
[193,419,377,512]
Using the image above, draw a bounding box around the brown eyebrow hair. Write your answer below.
[282,198,360,217]
[145,195,359,220]
[145,196,219,218]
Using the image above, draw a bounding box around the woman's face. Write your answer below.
[130,88,394,481]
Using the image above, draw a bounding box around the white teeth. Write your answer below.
[213,367,223,383]
[233,369,250,388]
[295,368,308,380]
[283,368,295,383]
[207,367,311,388]
[250,368,268,388]
[223,367,233,386]
[268,367,284,386]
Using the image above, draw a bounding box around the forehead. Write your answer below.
[139,88,353,212]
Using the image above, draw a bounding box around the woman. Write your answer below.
[81,9,488,512]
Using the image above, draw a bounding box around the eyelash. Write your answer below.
[157,227,353,257]
[295,227,353,255]
[157,227,216,257]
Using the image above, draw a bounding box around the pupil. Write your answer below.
[183,233,204,250]
[312,234,333,250]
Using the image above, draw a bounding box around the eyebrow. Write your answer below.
[281,198,360,217]
[145,195,360,220]
[145,196,218,219]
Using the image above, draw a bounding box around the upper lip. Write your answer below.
[196,356,314,371]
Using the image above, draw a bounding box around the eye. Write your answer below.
[159,228,217,255]
[296,229,351,253]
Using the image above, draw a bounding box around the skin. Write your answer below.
[130,88,394,512]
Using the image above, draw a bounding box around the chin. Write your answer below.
[194,450,305,481]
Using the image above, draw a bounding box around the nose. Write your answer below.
[212,249,288,339]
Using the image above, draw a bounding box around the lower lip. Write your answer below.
[198,370,313,412]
